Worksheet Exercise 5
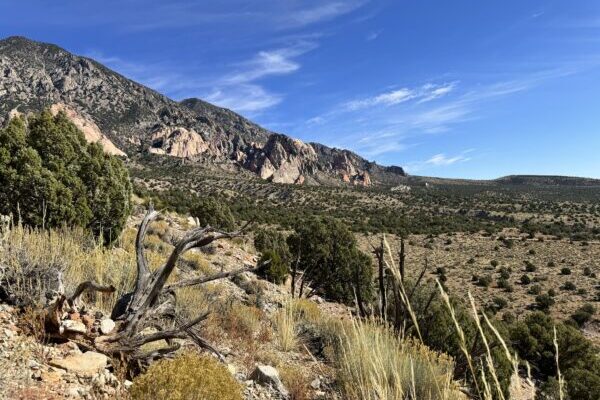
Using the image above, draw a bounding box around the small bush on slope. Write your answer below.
[190,196,235,230]
[287,216,373,304]
[131,353,242,400]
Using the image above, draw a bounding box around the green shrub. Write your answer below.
[570,304,596,327]
[535,294,555,311]
[498,267,511,280]
[520,274,531,285]
[476,274,493,288]
[562,281,577,291]
[524,261,537,272]
[528,284,542,295]
[131,353,242,400]
[287,216,373,304]
[190,196,235,230]
[509,312,600,399]
[258,250,288,284]
[0,111,131,242]
[561,267,572,275]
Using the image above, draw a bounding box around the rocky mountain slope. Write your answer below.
[0,35,406,186]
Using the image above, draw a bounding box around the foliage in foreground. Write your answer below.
[287,216,373,304]
[333,317,464,400]
[131,353,242,400]
[0,111,131,242]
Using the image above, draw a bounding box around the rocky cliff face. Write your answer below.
[0,36,406,186]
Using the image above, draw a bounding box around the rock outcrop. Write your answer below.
[0,36,407,186]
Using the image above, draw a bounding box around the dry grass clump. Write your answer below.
[130,353,242,400]
[181,251,213,275]
[215,302,263,339]
[333,317,463,400]
[274,301,298,352]
[280,366,311,400]
[0,224,136,312]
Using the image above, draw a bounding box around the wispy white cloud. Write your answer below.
[223,42,317,85]
[343,82,457,111]
[284,1,367,27]
[426,151,472,166]
[205,84,282,113]
[402,149,475,173]
[366,29,383,41]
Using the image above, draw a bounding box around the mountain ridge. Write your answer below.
[0,35,406,186]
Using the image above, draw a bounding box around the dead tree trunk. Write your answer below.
[43,206,264,373]
[399,237,405,284]
[372,237,386,320]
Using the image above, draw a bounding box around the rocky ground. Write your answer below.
[0,211,350,399]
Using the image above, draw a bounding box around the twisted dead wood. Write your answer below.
[45,206,263,371]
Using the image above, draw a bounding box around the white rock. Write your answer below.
[50,351,108,377]
[99,319,116,335]
[310,377,321,389]
[124,380,133,390]
[61,320,87,334]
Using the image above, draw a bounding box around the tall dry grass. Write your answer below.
[0,222,147,313]
[333,317,464,400]
[274,301,298,351]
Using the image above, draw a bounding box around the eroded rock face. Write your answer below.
[245,134,318,184]
[149,126,210,158]
[49,103,126,156]
[0,36,407,186]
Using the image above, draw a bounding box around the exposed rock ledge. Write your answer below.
[49,103,126,157]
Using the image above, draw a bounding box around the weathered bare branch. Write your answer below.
[135,206,160,289]
[164,262,267,292]
[68,281,116,306]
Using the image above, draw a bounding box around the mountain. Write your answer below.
[0,35,406,186]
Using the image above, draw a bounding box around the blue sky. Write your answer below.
[2,0,600,179]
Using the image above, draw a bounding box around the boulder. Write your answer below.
[50,351,108,377]
[99,319,116,335]
[249,365,288,397]
[60,320,86,334]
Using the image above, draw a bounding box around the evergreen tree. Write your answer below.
[0,111,131,242]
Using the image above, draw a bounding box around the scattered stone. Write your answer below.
[124,380,133,390]
[227,363,236,376]
[310,377,321,389]
[82,314,94,328]
[60,320,87,334]
[50,351,108,377]
[249,365,289,397]
[99,319,115,335]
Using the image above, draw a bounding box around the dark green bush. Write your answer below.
[287,216,373,304]
[0,111,131,242]
[535,294,555,311]
[257,250,288,284]
[570,304,596,327]
[561,267,572,275]
[476,275,493,288]
[520,274,531,285]
[509,312,600,400]
[528,284,542,295]
[190,196,235,230]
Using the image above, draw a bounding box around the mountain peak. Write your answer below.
[0,38,406,186]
